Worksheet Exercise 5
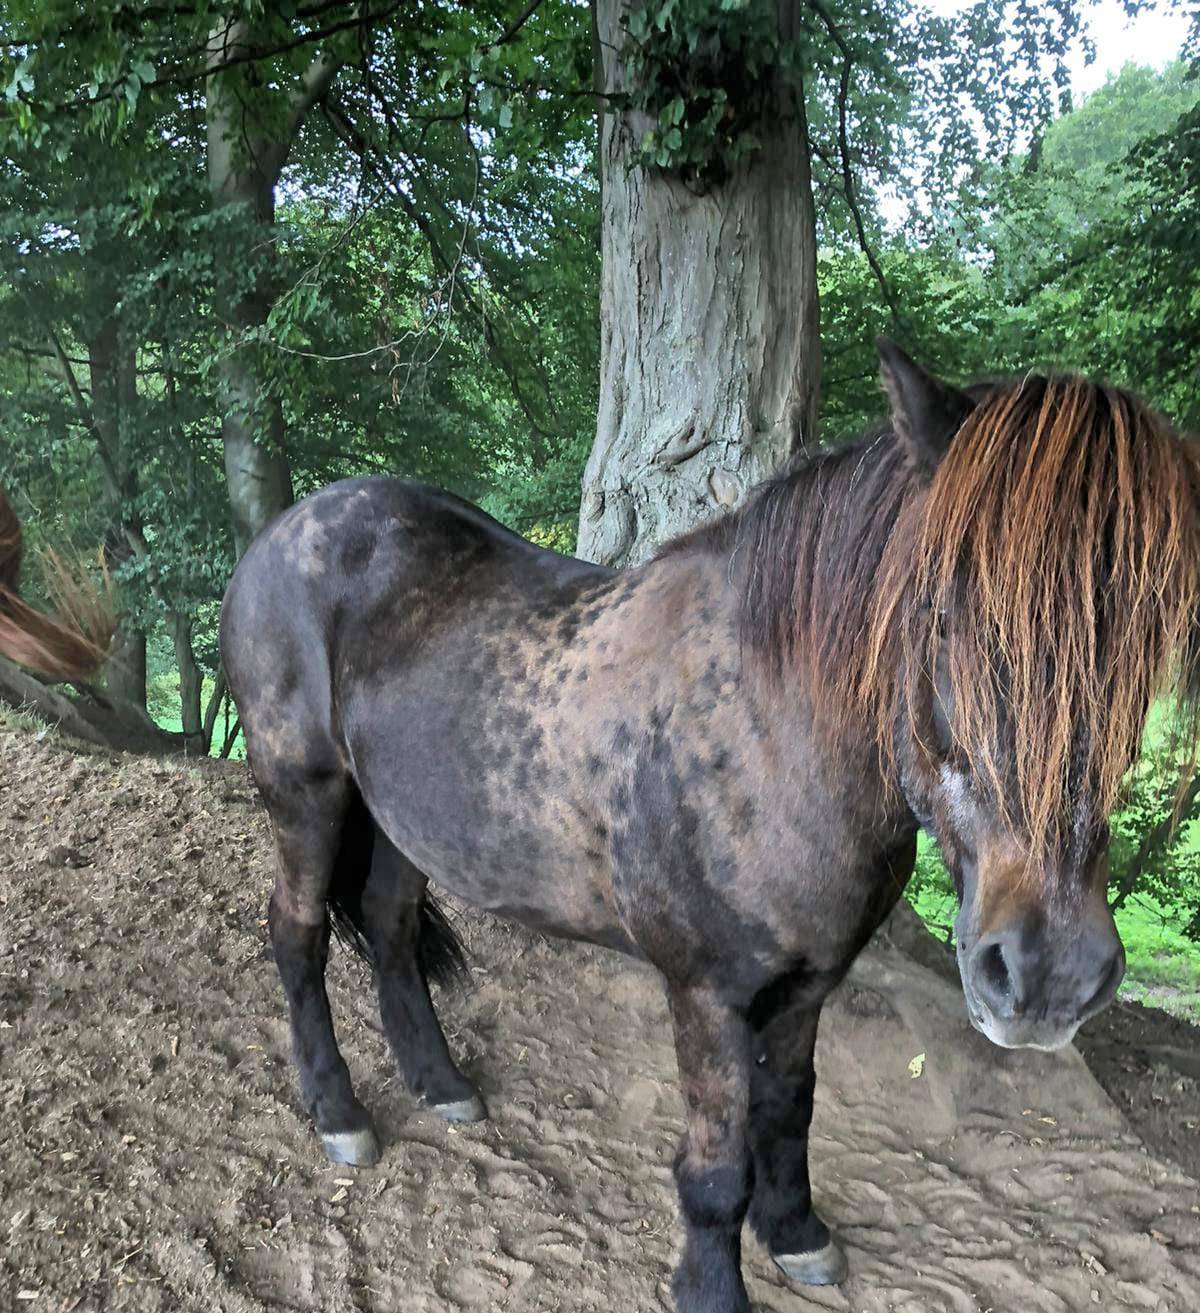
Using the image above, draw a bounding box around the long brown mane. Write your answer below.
[0,488,114,682]
[729,374,1200,859]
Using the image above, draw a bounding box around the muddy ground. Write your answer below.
[1,725,1198,1312]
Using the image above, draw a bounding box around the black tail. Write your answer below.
[326,790,376,962]
[326,790,469,989]
[417,895,471,989]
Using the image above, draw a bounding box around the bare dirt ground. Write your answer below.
[2,724,1198,1313]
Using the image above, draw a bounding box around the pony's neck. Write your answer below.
[724,431,915,689]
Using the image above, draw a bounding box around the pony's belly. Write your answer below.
[367,794,638,956]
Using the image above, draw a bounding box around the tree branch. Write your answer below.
[43,324,125,505]
[23,1,399,118]
[322,98,558,441]
[808,0,905,331]
[0,339,196,379]
[287,44,344,140]
[490,0,546,49]
[1109,771,1200,912]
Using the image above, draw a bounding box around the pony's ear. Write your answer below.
[876,337,975,476]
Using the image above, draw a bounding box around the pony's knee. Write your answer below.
[674,1157,753,1230]
[268,891,330,977]
[270,874,330,929]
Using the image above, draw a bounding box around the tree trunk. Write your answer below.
[89,315,147,711]
[172,613,204,741]
[0,657,195,755]
[104,625,146,710]
[578,0,821,567]
[206,21,339,555]
[206,36,293,557]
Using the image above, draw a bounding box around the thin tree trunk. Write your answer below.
[104,625,147,711]
[220,716,243,760]
[172,613,204,741]
[89,315,147,711]
[206,32,293,556]
[206,20,340,555]
[201,668,229,755]
[578,0,821,566]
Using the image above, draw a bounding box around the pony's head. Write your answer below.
[869,341,1200,1049]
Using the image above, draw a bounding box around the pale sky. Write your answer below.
[926,0,1190,96]
[1067,0,1190,93]
[872,0,1192,223]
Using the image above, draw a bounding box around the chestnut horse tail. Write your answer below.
[0,488,114,682]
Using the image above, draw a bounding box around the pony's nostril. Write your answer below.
[971,938,1021,1019]
[1082,946,1125,1015]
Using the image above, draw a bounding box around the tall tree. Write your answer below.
[575,0,1137,564]
[579,0,820,566]
[205,16,343,554]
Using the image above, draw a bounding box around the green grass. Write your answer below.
[0,704,59,738]
[1111,895,1200,1023]
[148,670,245,758]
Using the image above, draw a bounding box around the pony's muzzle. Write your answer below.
[962,913,1125,1050]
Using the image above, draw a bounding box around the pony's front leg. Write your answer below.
[746,994,847,1286]
[667,985,753,1313]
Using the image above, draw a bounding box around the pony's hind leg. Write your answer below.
[354,834,485,1122]
[263,767,380,1167]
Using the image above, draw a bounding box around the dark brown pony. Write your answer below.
[0,488,113,681]
[220,343,1200,1313]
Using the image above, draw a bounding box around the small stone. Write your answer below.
[45,844,89,869]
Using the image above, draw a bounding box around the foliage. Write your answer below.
[0,1,602,737]
[619,0,805,181]
[962,60,1200,427]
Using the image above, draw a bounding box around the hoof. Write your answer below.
[773,1238,849,1287]
[320,1125,381,1167]
[430,1094,487,1123]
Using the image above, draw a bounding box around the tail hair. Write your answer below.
[0,488,114,681]
[326,811,469,989]
[417,895,471,989]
